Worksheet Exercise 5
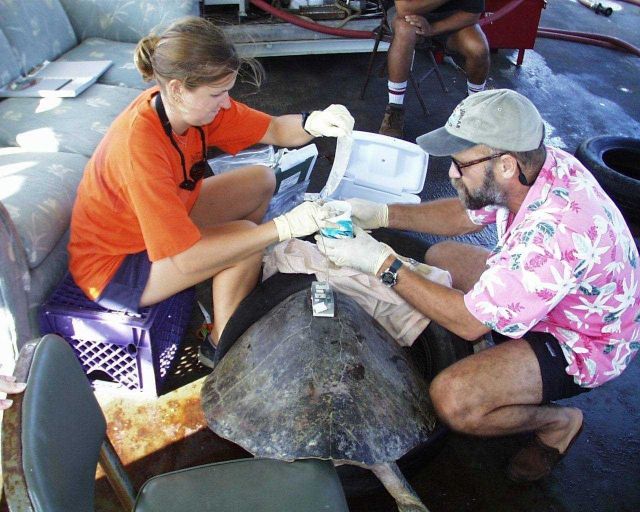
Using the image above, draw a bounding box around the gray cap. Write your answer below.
[416,89,544,156]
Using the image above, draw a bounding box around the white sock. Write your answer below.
[467,80,486,95]
[388,80,407,105]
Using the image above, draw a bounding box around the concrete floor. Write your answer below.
[13,1,639,511]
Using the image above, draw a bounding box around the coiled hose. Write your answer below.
[248,0,640,57]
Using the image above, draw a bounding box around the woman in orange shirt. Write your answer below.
[69,16,353,367]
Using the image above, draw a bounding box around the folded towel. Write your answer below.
[263,239,452,346]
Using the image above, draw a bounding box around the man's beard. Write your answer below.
[451,165,507,210]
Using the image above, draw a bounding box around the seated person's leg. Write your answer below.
[429,334,585,481]
[380,1,445,137]
[424,240,489,293]
[141,221,263,341]
[190,164,276,227]
[141,165,275,350]
[445,24,490,96]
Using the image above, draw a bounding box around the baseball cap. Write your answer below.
[416,89,544,156]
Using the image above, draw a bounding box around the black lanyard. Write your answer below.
[155,94,208,191]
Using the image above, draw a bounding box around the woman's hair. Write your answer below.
[134,16,263,89]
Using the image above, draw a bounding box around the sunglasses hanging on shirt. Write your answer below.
[155,94,212,191]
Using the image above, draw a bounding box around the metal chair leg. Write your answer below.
[408,71,429,117]
[360,32,384,100]
[427,48,449,93]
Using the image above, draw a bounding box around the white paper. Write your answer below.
[320,135,353,199]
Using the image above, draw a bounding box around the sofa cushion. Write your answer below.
[0,83,140,157]
[0,29,20,88]
[0,148,87,269]
[59,0,200,44]
[0,0,77,77]
[28,230,71,333]
[59,38,153,90]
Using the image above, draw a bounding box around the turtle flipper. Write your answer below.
[370,462,430,512]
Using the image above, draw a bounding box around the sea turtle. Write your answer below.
[202,273,452,512]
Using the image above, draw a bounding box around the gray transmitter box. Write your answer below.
[311,281,335,318]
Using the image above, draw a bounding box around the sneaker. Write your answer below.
[198,336,217,369]
[379,104,405,138]
[507,423,584,482]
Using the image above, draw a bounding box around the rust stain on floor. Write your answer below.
[95,378,208,467]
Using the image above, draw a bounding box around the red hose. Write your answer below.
[248,0,372,38]
[538,27,640,57]
[477,0,527,27]
[248,0,527,39]
[247,0,639,57]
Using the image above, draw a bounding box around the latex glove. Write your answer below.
[0,374,26,410]
[346,198,389,229]
[315,226,394,275]
[273,201,325,242]
[304,104,354,138]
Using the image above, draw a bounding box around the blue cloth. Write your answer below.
[96,251,152,314]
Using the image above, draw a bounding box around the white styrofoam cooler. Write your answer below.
[329,131,429,204]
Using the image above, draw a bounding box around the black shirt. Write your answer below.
[432,0,485,15]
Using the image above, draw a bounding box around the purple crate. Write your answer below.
[39,274,195,395]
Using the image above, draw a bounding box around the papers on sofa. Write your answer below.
[0,60,112,98]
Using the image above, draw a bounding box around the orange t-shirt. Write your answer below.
[69,86,272,300]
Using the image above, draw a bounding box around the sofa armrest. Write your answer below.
[59,0,200,43]
[0,201,31,367]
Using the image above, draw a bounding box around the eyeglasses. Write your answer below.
[451,152,507,176]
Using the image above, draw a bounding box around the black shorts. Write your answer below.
[492,331,591,404]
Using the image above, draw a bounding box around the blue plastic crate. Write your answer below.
[39,274,195,395]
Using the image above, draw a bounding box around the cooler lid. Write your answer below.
[343,131,428,195]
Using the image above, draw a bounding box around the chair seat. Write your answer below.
[134,458,349,512]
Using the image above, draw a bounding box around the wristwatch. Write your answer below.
[300,111,311,134]
[380,258,403,288]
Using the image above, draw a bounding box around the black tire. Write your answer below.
[574,136,640,226]
[215,272,314,363]
[408,320,473,384]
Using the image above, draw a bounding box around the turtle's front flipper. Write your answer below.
[370,462,430,512]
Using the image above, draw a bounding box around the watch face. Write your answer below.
[381,271,396,286]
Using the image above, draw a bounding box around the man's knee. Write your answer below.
[454,27,490,67]
[424,241,459,267]
[391,16,418,44]
[430,370,482,432]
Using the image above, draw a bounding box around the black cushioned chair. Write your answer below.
[1,334,349,512]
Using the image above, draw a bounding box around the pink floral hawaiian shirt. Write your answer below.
[464,147,640,387]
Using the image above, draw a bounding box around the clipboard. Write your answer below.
[0,60,112,98]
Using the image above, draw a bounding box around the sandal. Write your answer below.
[198,336,217,369]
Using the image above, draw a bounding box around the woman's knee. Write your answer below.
[251,164,276,197]
[234,218,259,231]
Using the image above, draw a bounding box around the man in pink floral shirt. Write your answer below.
[318,89,639,482]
